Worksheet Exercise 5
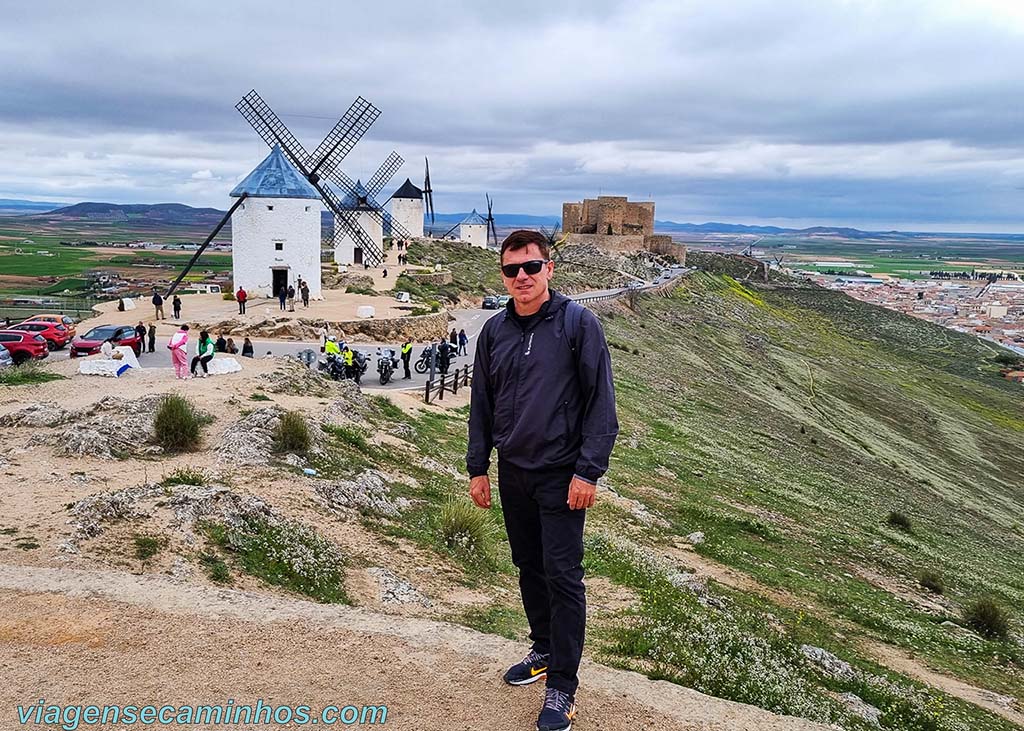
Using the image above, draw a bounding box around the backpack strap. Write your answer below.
[563,299,585,361]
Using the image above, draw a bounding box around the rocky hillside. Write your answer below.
[1,264,1022,730]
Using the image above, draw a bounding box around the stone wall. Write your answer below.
[644,236,687,264]
[565,233,646,252]
[193,310,451,344]
[404,270,453,286]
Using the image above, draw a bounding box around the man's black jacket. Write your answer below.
[466,290,618,483]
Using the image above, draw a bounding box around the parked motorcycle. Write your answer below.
[414,346,431,375]
[377,348,399,385]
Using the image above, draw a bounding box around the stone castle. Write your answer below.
[561,195,681,260]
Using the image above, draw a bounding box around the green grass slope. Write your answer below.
[382,267,1023,730]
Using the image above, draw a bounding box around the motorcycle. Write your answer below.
[318,350,368,384]
[414,346,431,375]
[377,348,399,385]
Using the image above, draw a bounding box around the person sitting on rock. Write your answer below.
[241,337,254,358]
[215,332,227,353]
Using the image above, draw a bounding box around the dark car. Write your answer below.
[0,331,50,364]
[70,324,143,358]
[482,295,499,310]
[9,320,71,350]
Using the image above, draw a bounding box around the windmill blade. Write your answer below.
[308,96,380,180]
[485,194,498,247]
[423,157,435,225]
[236,90,313,171]
[365,151,404,199]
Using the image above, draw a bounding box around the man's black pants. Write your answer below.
[238,301,246,314]
[402,357,411,379]
[498,460,586,696]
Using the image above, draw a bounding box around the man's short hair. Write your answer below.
[500,230,549,261]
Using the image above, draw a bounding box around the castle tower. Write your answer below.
[389,178,424,239]
[230,146,323,299]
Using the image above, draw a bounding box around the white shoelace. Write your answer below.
[543,687,571,713]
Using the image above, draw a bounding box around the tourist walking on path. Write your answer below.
[301,282,310,308]
[147,323,156,353]
[466,230,618,731]
[236,286,247,315]
[151,289,164,320]
[277,285,287,311]
[450,328,458,348]
[172,295,182,320]
[190,330,215,378]
[167,324,190,380]
[287,284,296,312]
[458,328,468,356]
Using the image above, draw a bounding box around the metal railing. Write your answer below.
[424,364,471,404]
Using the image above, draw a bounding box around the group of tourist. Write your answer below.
[274,277,310,312]
[165,323,254,380]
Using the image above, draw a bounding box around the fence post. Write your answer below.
[451,369,458,395]
[424,379,431,404]
[438,372,445,400]
[463,365,470,386]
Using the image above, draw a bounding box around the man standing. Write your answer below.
[147,323,156,353]
[400,340,413,380]
[134,321,146,351]
[236,286,247,315]
[151,289,164,320]
[467,230,618,731]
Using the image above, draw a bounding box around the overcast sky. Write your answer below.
[2,0,1023,231]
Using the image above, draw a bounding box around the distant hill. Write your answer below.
[653,220,885,238]
[0,198,64,214]
[43,202,226,226]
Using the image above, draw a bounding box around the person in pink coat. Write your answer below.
[167,324,190,379]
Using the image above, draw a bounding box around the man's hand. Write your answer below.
[469,475,491,509]
[567,476,596,510]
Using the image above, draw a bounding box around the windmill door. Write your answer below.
[272,268,288,297]
[354,248,363,265]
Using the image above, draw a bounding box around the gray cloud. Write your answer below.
[1,0,1023,229]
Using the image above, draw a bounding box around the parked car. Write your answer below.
[70,324,143,358]
[394,291,411,304]
[497,295,512,308]
[481,295,499,310]
[9,320,71,350]
[0,343,13,369]
[26,313,77,338]
[0,331,50,364]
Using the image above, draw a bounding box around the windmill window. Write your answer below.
[305,206,311,212]
[267,205,274,211]
[275,242,283,251]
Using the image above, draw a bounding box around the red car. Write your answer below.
[0,330,50,364]
[70,324,143,358]
[26,313,77,339]
[9,320,71,350]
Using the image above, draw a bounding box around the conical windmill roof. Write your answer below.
[341,180,375,211]
[230,146,320,199]
[392,178,423,199]
[460,209,488,225]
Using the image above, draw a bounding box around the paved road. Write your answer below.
[43,266,692,392]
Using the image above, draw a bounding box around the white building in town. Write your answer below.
[230,146,323,299]
[388,178,424,239]
[459,209,488,248]
[333,180,383,267]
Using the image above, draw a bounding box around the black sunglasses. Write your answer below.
[501,259,549,278]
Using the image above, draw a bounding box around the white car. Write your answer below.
[394,291,411,303]
[0,343,12,369]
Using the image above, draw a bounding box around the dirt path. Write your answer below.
[0,565,829,731]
